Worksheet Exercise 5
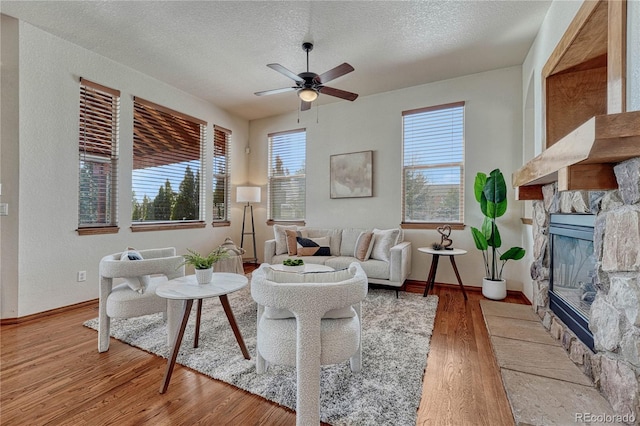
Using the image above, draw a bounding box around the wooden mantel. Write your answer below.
[513,0,635,201]
[513,111,640,199]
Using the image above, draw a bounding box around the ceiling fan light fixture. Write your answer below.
[298,88,318,102]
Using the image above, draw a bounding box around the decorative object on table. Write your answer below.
[330,150,373,198]
[237,186,260,264]
[215,237,246,274]
[434,225,453,250]
[470,169,526,300]
[282,258,304,266]
[179,247,229,284]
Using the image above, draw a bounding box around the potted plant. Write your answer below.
[470,168,526,300]
[180,247,229,284]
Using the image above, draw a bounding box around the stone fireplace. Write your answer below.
[530,157,640,421]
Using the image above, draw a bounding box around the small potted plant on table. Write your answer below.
[180,247,229,284]
[470,168,526,300]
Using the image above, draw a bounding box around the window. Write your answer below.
[131,97,206,227]
[268,129,306,222]
[212,125,231,223]
[402,101,465,225]
[78,78,120,233]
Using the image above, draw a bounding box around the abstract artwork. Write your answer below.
[330,150,373,198]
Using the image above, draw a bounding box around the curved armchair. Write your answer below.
[251,263,368,426]
[98,247,185,353]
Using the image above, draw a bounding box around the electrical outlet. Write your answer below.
[77,271,87,282]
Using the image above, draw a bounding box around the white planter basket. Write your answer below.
[195,267,213,284]
[482,277,506,300]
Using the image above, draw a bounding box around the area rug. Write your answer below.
[85,286,438,426]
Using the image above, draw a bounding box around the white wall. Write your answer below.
[629,0,640,112]
[248,66,526,291]
[0,19,250,318]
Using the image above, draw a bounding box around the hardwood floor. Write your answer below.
[1,282,527,425]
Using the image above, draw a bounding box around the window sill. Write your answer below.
[212,221,230,227]
[77,226,120,236]
[130,222,206,232]
[267,219,306,226]
[401,222,465,230]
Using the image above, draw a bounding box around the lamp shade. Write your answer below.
[298,88,318,102]
[237,186,261,203]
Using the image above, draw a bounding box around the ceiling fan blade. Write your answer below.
[267,63,304,83]
[301,100,312,111]
[254,87,297,96]
[316,63,354,84]
[318,86,359,101]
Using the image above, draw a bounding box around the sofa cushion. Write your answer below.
[371,228,401,262]
[354,231,374,261]
[325,256,390,280]
[297,236,331,256]
[340,228,368,257]
[273,224,297,255]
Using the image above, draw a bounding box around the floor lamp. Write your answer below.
[237,186,260,264]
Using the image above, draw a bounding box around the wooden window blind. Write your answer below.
[213,125,231,222]
[402,101,465,224]
[131,97,206,224]
[78,78,120,230]
[268,129,306,221]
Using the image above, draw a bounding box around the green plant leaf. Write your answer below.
[500,247,526,261]
[471,227,488,250]
[483,169,507,218]
[488,222,502,248]
[474,172,487,203]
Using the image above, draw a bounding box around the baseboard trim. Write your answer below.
[0,299,98,325]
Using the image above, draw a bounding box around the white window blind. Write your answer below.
[268,129,306,221]
[78,78,120,229]
[402,101,465,223]
[213,125,231,222]
[131,97,206,223]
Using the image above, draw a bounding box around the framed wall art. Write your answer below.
[330,150,373,199]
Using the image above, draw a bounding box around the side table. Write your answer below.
[418,247,468,300]
[156,273,250,393]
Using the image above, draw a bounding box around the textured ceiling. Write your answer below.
[1,1,552,121]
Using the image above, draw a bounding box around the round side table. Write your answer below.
[418,247,468,300]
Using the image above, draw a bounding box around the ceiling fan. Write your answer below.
[254,42,358,111]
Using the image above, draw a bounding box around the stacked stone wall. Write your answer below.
[529,158,640,422]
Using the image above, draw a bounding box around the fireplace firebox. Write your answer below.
[549,214,596,351]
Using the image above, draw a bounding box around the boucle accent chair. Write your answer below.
[98,247,185,353]
[251,262,368,426]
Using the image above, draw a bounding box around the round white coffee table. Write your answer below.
[156,272,249,393]
[269,263,334,273]
[418,247,468,300]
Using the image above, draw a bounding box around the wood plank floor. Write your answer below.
[1,282,527,425]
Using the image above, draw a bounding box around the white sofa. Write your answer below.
[264,226,411,289]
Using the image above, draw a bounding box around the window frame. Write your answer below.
[212,125,231,226]
[401,101,466,229]
[77,78,120,235]
[130,96,207,232]
[267,128,307,224]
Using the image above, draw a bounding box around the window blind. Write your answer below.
[213,125,231,221]
[402,101,465,223]
[268,129,306,221]
[131,97,206,223]
[78,78,120,228]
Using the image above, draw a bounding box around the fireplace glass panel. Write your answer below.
[551,234,596,319]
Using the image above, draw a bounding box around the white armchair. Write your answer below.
[251,263,368,426]
[98,247,185,353]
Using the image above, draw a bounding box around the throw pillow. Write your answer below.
[273,224,297,255]
[296,236,331,256]
[285,229,308,256]
[354,231,375,261]
[120,249,150,294]
[370,228,401,262]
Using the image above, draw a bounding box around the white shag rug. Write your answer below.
[85,286,438,426]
